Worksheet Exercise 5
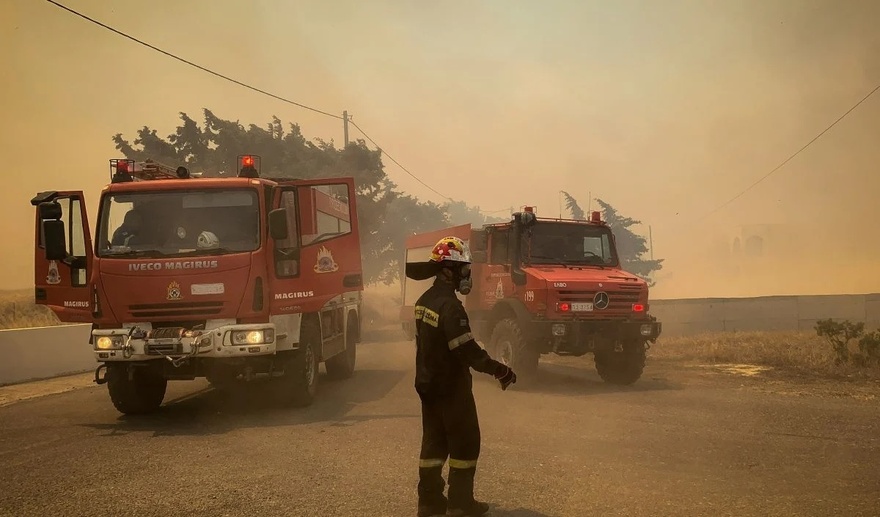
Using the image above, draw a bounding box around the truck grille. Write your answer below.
[557,289,641,311]
[128,301,224,319]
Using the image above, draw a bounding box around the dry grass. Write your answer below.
[651,330,880,379]
[0,290,61,330]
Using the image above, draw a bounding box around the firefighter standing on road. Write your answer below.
[406,236,517,517]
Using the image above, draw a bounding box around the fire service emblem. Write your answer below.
[314,246,339,273]
[46,260,61,285]
[166,281,183,301]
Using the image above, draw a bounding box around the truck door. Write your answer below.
[30,191,95,323]
[268,179,362,357]
[470,227,514,310]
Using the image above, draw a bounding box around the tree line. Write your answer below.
[112,109,661,286]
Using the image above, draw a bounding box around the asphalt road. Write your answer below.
[1,327,879,517]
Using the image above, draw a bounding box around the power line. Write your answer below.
[701,81,880,218]
[45,0,342,120]
[347,119,453,202]
[46,0,509,216]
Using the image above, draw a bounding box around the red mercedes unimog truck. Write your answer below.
[32,156,364,414]
[400,207,661,385]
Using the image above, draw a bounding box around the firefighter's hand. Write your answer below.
[495,366,517,391]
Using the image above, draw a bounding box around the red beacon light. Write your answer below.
[237,154,260,178]
[110,158,135,183]
[590,211,601,223]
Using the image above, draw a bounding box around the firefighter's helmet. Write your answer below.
[430,236,471,264]
[197,231,220,249]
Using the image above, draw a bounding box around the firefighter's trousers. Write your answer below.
[417,382,481,510]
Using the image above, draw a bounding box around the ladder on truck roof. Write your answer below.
[110,158,192,183]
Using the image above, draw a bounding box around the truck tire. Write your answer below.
[594,340,646,385]
[326,315,358,380]
[276,321,320,407]
[106,364,167,415]
[489,318,540,384]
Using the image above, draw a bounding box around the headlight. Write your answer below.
[640,324,653,336]
[96,335,124,350]
[231,329,274,345]
[551,323,566,336]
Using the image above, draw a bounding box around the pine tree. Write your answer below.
[559,192,663,285]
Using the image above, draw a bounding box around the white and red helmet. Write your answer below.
[430,236,471,264]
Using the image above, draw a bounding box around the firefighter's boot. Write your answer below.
[417,465,447,517]
[446,466,489,516]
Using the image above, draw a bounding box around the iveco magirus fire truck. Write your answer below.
[31,156,363,414]
[400,207,661,386]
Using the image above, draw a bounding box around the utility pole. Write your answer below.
[649,225,654,260]
[342,110,350,147]
[558,191,562,218]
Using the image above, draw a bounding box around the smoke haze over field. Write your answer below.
[2,0,879,298]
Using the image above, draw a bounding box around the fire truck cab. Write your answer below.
[401,206,662,386]
[31,156,364,414]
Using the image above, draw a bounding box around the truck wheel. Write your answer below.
[326,315,358,380]
[106,364,167,415]
[490,318,540,383]
[594,340,646,386]
[276,322,320,407]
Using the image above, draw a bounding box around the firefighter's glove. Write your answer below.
[495,365,517,391]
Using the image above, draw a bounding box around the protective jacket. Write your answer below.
[414,279,505,400]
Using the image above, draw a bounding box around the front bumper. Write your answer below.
[92,323,277,362]
[531,318,662,342]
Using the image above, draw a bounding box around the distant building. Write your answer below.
[723,223,815,261]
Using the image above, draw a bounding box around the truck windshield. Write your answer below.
[522,222,618,267]
[96,188,260,258]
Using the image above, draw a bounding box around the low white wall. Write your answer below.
[0,324,93,386]
[650,293,880,337]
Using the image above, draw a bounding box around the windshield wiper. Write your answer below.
[166,247,239,257]
[103,249,168,258]
[526,254,607,269]
[526,254,567,265]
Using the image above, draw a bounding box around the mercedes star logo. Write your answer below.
[593,291,610,310]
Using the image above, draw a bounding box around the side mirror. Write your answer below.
[43,220,68,261]
[38,201,63,221]
[268,208,289,241]
[511,269,527,286]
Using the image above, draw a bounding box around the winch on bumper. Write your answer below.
[91,323,277,362]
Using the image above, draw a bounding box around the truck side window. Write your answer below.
[46,197,89,287]
[300,184,351,246]
[490,230,509,264]
[275,191,300,277]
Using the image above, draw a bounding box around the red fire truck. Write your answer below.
[31,156,364,414]
[400,207,661,385]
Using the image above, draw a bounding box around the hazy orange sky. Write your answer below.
[2,0,879,297]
